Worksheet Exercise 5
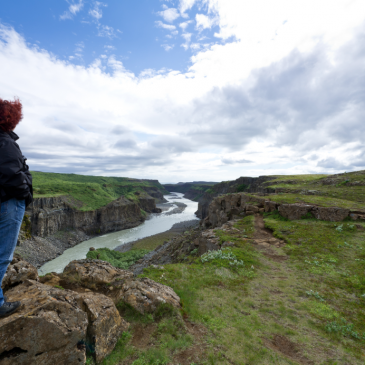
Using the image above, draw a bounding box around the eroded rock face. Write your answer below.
[1,261,132,365]
[62,259,133,290]
[61,260,182,317]
[29,196,145,238]
[120,278,181,314]
[264,201,278,213]
[198,229,220,255]
[278,204,313,220]
[1,257,39,292]
[312,207,350,222]
[78,293,129,363]
[0,280,88,365]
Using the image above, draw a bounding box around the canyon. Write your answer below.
[16,184,166,268]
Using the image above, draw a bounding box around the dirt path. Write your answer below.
[238,215,343,364]
[254,214,276,239]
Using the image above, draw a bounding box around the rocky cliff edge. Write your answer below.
[0,256,181,365]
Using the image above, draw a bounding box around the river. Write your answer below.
[38,193,199,275]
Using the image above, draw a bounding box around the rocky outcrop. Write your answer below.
[62,259,134,291]
[312,207,351,221]
[138,197,163,213]
[196,176,276,219]
[201,193,359,228]
[1,256,39,292]
[120,277,181,314]
[278,204,314,220]
[130,228,199,275]
[0,280,89,365]
[61,260,181,314]
[78,292,129,364]
[0,258,181,364]
[140,186,168,203]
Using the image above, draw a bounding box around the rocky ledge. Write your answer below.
[0,257,181,364]
[201,193,365,229]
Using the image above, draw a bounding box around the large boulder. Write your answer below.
[62,259,133,290]
[0,279,130,365]
[1,256,39,292]
[312,207,350,222]
[0,280,88,365]
[119,277,181,314]
[278,204,313,220]
[78,292,129,363]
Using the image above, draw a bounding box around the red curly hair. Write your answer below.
[0,98,23,132]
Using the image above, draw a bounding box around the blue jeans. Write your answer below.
[0,198,25,306]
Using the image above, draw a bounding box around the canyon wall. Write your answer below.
[17,192,163,267]
[28,195,146,238]
[196,176,276,219]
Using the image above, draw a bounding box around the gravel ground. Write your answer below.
[156,202,187,215]
[115,219,199,253]
[16,229,92,268]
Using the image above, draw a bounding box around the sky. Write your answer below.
[1,0,365,183]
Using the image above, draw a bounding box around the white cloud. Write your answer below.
[190,43,201,50]
[158,8,180,23]
[181,32,192,50]
[89,1,106,20]
[98,25,116,38]
[161,44,175,52]
[69,0,84,15]
[195,14,217,30]
[179,0,197,16]
[155,21,177,32]
[2,0,365,181]
[60,0,84,20]
[179,20,193,30]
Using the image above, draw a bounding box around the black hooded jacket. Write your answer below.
[0,127,33,207]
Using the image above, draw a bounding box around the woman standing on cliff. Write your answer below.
[0,98,33,317]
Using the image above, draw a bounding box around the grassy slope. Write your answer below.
[96,212,365,365]
[262,171,365,210]
[31,172,169,211]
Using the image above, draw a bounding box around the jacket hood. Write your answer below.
[0,127,19,141]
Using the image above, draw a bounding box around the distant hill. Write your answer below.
[163,182,218,201]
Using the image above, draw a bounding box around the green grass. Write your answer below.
[86,248,149,270]
[263,171,365,206]
[260,193,365,210]
[264,214,365,348]
[268,174,328,183]
[130,231,181,251]
[31,171,169,211]
[93,213,365,364]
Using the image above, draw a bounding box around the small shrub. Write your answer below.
[306,290,325,302]
[301,212,314,220]
[264,210,289,221]
[326,318,365,340]
[236,184,249,192]
[86,248,149,269]
[201,248,244,267]
[190,248,198,256]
